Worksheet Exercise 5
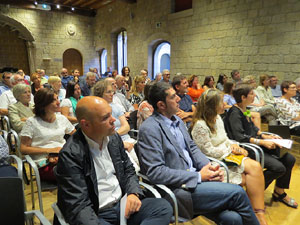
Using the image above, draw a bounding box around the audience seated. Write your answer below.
[202,75,215,91]
[17,70,30,85]
[92,80,139,170]
[256,74,276,105]
[0,73,33,116]
[8,84,34,133]
[106,77,134,116]
[155,72,162,82]
[0,135,18,177]
[20,88,75,182]
[60,81,82,124]
[137,81,155,129]
[60,68,73,89]
[115,74,129,97]
[191,89,267,225]
[140,69,151,84]
[137,81,260,224]
[0,72,13,96]
[223,81,237,110]
[216,73,228,91]
[293,78,300,104]
[37,69,48,85]
[122,66,132,90]
[30,73,43,95]
[129,75,145,110]
[55,96,172,225]
[161,69,171,84]
[243,76,277,125]
[172,75,195,126]
[275,81,300,136]
[231,70,242,84]
[111,69,118,79]
[224,84,297,209]
[81,72,97,96]
[269,75,282,98]
[48,76,66,102]
[71,69,80,83]
[187,74,204,103]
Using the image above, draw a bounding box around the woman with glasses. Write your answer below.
[92,80,139,171]
[275,81,300,136]
[224,84,297,209]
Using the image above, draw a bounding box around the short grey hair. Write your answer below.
[115,75,123,81]
[12,83,31,101]
[162,69,169,75]
[86,72,96,80]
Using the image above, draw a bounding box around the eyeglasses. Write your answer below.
[288,86,297,90]
[105,90,114,94]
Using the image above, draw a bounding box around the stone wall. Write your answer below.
[94,0,300,82]
[0,25,29,74]
[0,5,99,75]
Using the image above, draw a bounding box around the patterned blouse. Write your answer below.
[275,97,300,128]
[129,93,144,106]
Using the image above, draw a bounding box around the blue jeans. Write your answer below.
[98,198,172,225]
[191,182,259,225]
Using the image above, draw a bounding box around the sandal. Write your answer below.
[254,208,268,225]
[272,191,298,209]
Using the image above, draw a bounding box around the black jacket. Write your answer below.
[56,129,143,225]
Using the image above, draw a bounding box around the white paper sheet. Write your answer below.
[120,194,127,225]
[264,139,293,149]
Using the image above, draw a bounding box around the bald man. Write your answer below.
[55,96,172,225]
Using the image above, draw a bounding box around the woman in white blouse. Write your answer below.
[275,81,300,136]
[20,88,75,182]
[191,89,267,225]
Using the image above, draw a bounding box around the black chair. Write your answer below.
[0,177,51,225]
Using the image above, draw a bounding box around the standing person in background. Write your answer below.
[187,75,204,103]
[216,74,228,91]
[122,66,132,90]
[202,76,215,91]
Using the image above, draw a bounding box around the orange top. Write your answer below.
[187,87,204,102]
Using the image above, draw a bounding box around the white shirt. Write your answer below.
[58,89,66,102]
[60,98,74,117]
[20,115,74,164]
[83,132,122,210]
[0,89,34,109]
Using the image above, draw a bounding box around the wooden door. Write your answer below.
[63,48,83,76]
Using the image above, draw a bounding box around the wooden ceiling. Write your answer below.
[0,0,136,17]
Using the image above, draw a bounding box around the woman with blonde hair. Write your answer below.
[47,76,66,102]
[129,75,146,110]
[191,89,268,225]
[187,74,204,103]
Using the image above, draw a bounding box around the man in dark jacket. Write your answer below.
[56,96,172,225]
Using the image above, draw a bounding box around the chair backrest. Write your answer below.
[0,177,25,225]
[128,110,138,130]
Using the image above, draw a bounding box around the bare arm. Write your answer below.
[117,115,130,136]
[20,136,61,155]
[61,106,78,124]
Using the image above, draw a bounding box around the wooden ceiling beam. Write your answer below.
[80,0,100,8]
[72,0,86,6]
[89,0,114,9]
[63,0,73,4]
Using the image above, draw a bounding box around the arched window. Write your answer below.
[100,49,107,75]
[153,42,171,78]
[117,30,127,74]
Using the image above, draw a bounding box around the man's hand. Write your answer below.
[124,142,134,152]
[125,194,142,219]
[199,163,224,182]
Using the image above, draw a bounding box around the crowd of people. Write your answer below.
[0,67,299,225]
